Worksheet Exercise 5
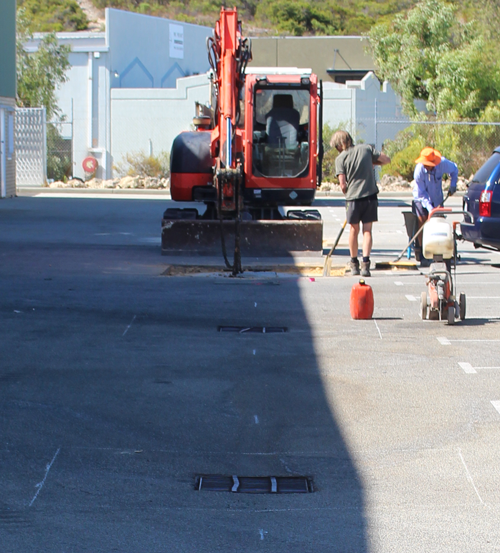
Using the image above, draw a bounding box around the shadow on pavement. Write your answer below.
[0,197,368,552]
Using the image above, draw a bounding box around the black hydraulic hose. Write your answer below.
[232,173,243,276]
[218,176,234,271]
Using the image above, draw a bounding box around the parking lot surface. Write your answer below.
[1,190,500,552]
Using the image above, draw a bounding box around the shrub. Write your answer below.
[381,121,500,180]
[46,124,72,181]
[114,150,170,178]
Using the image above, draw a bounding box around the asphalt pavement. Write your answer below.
[1,189,500,552]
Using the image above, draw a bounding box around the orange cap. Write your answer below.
[415,147,442,167]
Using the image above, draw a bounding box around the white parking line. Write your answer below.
[394,281,404,286]
[458,362,476,374]
[459,362,500,374]
[405,295,417,302]
[491,401,500,415]
[438,337,500,345]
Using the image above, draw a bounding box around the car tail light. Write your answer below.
[479,189,492,217]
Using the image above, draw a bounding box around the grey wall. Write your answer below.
[107,9,212,90]
[250,36,375,83]
[0,0,17,196]
[110,74,211,171]
[0,0,16,99]
[323,73,409,151]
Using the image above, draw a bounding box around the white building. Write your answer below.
[25,8,213,180]
[23,9,409,183]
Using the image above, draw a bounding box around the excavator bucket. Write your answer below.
[161,216,323,257]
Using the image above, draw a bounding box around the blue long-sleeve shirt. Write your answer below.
[413,157,458,211]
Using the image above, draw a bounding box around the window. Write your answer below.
[252,88,310,178]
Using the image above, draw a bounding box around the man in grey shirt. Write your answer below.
[332,131,391,276]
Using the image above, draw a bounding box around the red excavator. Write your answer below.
[162,6,324,274]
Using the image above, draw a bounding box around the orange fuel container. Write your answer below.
[350,279,374,319]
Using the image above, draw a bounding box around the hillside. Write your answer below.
[21,0,411,35]
[78,0,105,30]
[20,0,491,37]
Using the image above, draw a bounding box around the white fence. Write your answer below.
[15,107,46,186]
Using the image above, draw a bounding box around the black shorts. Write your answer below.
[346,194,378,225]
[412,200,429,219]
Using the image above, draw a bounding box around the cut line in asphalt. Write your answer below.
[29,448,60,507]
[34,193,169,200]
[458,448,484,505]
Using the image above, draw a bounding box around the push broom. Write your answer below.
[323,219,347,276]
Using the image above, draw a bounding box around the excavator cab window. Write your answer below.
[252,88,310,178]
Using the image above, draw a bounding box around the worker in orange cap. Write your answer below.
[412,147,458,266]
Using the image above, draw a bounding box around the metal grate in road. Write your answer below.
[196,475,313,493]
[218,326,287,333]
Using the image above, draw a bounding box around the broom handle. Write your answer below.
[394,225,425,262]
[326,219,347,260]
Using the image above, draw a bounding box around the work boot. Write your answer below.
[360,261,371,277]
[348,259,360,276]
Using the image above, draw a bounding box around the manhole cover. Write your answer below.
[196,475,313,493]
[218,326,287,333]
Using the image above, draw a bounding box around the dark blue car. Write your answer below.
[462,147,500,251]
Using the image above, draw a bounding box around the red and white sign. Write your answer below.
[82,156,98,173]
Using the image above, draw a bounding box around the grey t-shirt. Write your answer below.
[335,143,381,200]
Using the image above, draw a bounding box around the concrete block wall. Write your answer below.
[323,72,409,150]
[110,74,211,170]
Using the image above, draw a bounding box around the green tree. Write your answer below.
[368,0,500,119]
[16,9,71,120]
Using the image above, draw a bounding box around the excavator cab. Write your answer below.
[243,69,319,207]
[252,90,309,178]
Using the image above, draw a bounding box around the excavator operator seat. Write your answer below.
[265,94,300,148]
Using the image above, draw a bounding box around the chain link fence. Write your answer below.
[321,119,500,184]
[46,120,73,182]
[363,120,500,181]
